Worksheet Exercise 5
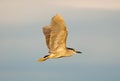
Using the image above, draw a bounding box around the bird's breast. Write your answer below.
[49,48,67,58]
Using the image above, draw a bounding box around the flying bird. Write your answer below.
[38,14,82,62]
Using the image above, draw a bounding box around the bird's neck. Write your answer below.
[65,49,74,56]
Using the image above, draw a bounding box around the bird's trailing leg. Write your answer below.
[38,55,49,62]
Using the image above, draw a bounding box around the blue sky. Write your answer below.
[0,0,120,81]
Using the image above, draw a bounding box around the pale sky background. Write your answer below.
[0,0,120,81]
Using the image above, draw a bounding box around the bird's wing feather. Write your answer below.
[49,15,68,53]
[42,26,51,49]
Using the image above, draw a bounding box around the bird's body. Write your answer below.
[38,14,82,62]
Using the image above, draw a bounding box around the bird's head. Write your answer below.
[67,47,82,54]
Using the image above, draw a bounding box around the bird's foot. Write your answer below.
[38,55,49,62]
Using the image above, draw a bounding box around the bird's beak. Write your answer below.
[76,51,82,54]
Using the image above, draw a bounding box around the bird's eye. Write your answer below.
[71,49,75,52]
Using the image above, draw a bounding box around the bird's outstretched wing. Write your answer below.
[49,14,68,52]
[42,14,68,53]
[42,26,51,49]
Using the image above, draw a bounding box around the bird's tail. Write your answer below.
[38,55,49,62]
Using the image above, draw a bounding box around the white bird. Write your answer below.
[38,14,82,62]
